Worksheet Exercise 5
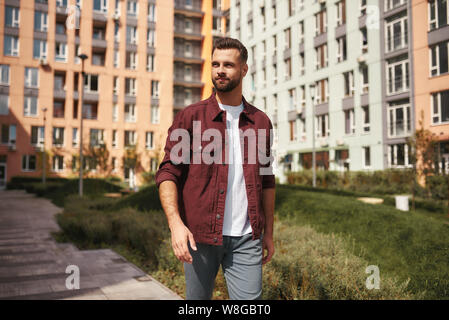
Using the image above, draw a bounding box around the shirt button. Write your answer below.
[219,189,224,194]
[216,214,220,219]
[213,238,218,243]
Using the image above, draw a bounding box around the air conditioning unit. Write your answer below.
[320,138,328,147]
[113,13,120,20]
[39,58,48,66]
[8,143,16,151]
[336,138,344,146]
[318,0,326,5]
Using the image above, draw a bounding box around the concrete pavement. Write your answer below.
[0,189,182,300]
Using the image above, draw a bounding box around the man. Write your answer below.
[155,37,275,300]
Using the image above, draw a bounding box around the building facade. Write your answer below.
[411,0,449,177]
[231,0,385,183]
[0,0,230,189]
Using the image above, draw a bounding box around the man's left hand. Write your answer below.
[262,234,274,265]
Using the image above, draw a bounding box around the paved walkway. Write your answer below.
[0,190,182,300]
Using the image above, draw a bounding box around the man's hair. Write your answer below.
[212,37,248,64]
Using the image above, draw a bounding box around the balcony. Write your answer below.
[174,0,203,17]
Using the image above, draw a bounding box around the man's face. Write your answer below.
[211,49,248,93]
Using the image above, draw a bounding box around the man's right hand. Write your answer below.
[169,221,197,264]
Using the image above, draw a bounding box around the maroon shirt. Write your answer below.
[155,92,275,246]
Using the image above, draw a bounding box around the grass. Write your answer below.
[14,178,449,299]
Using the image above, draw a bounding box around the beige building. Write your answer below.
[0,0,229,189]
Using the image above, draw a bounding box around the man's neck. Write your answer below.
[215,90,242,107]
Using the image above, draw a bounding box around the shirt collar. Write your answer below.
[207,91,255,124]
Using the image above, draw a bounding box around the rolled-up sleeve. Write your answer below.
[155,109,189,189]
[262,119,275,189]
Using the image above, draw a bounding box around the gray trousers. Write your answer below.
[183,233,263,300]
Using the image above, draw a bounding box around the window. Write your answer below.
[285,58,292,80]
[151,104,159,124]
[315,9,327,35]
[112,157,117,172]
[4,36,19,57]
[361,27,368,53]
[126,26,138,44]
[112,104,118,122]
[22,155,36,172]
[25,68,39,88]
[300,85,306,109]
[316,114,330,138]
[300,117,306,140]
[114,49,120,68]
[90,129,104,146]
[147,29,156,47]
[55,42,67,62]
[83,102,98,120]
[113,76,119,95]
[72,128,79,147]
[385,14,408,53]
[52,155,64,172]
[147,54,154,72]
[125,78,137,96]
[316,44,328,69]
[124,130,136,147]
[151,80,159,98]
[387,101,411,137]
[430,41,449,76]
[84,74,99,92]
[213,17,221,32]
[33,39,47,59]
[343,71,354,97]
[54,71,66,91]
[114,22,120,42]
[112,129,118,148]
[31,126,45,146]
[299,21,304,44]
[127,0,138,16]
[299,52,305,75]
[1,124,16,145]
[0,95,8,115]
[385,0,407,11]
[55,22,66,35]
[361,65,369,93]
[363,146,371,168]
[285,28,291,50]
[360,0,367,16]
[53,127,65,146]
[362,106,370,133]
[125,104,136,122]
[0,65,9,85]
[344,109,355,134]
[336,36,347,62]
[336,0,346,26]
[388,143,412,167]
[288,0,295,16]
[272,3,277,25]
[260,6,266,30]
[5,6,20,28]
[387,57,409,95]
[126,51,137,69]
[56,0,68,7]
[34,11,48,32]
[24,97,38,117]
[428,0,449,30]
[289,120,297,141]
[53,100,65,118]
[432,90,449,124]
[315,79,329,104]
[288,88,297,110]
[148,3,156,22]
[93,0,108,13]
[146,131,154,149]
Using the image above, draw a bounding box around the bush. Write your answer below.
[426,175,449,200]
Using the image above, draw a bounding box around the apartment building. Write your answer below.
[0,0,171,189]
[231,0,385,183]
[412,0,449,178]
[380,0,415,170]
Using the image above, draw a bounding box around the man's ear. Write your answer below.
[242,63,248,77]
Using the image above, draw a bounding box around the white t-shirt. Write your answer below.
[218,102,252,236]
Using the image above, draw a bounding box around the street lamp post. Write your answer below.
[42,107,47,185]
[309,84,316,188]
[77,53,88,197]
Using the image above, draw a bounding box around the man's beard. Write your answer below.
[212,76,241,93]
